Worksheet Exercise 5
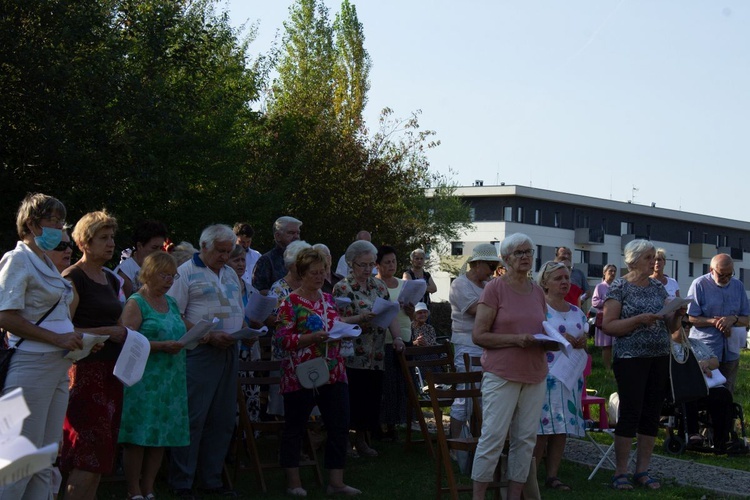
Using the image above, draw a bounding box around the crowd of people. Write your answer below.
[0,192,746,500]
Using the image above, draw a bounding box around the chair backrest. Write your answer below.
[424,370,484,433]
[238,359,282,387]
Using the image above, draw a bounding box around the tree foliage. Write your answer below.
[0,0,470,265]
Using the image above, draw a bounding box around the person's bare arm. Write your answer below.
[602,299,661,337]
[0,310,82,350]
[471,303,536,349]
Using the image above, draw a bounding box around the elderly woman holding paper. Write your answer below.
[276,247,360,496]
[471,233,554,500]
[60,210,128,499]
[119,252,188,500]
[533,261,587,491]
[0,194,82,499]
[602,239,684,490]
[333,240,401,458]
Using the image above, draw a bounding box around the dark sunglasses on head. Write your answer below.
[53,241,76,251]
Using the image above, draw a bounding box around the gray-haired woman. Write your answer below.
[0,194,82,499]
[333,240,401,458]
[602,239,684,490]
[403,248,437,307]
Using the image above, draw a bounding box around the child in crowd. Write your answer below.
[411,302,437,347]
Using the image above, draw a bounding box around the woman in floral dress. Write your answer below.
[533,261,587,491]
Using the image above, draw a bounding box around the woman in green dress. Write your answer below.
[119,252,189,500]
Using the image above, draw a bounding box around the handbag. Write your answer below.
[0,297,62,390]
[292,293,330,390]
[669,328,709,404]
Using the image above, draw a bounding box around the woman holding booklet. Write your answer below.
[533,261,588,491]
[602,239,685,490]
[470,233,557,500]
[119,252,188,500]
[276,247,360,497]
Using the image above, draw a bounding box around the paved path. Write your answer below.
[564,437,750,497]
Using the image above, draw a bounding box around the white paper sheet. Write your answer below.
[704,369,727,389]
[398,279,427,306]
[244,293,277,323]
[549,348,588,391]
[113,329,151,387]
[0,388,58,487]
[230,326,268,341]
[334,297,351,310]
[656,297,694,316]
[0,388,29,441]
[64,333,109,361]
[370,297,400,329]
[326,321,362,340]
[179,317,219,350]
[0,440,58,487]
[537,321,574,357]
[728,326,747,355]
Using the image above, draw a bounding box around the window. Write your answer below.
[620,221,633,235]
[673,260,678,282]
[601,218,607,232]
[469,207,476,222]
[716,235,720,247]
[517,207,524,222]
[576,214,589,228]
[503,206,512,222]
[554,212,561,228]
[451,242,464,256]
[534,209,541,225]
[723,235,728,247]
[687,230,692,244]
[535,245,542,272]
[689,262,694,277]
[646,224,651,239]
[703,263,709,275]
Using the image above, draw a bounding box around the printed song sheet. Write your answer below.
[244,293,277,323]
[179,317,219,350]
[113,329,151,387]
[230,326,268,341]
[398,279,427,306]
[0,388,58,487]
[549,347,588,391]
[64,333,109,361]
[327,322,362,340]
[370,298,399,329]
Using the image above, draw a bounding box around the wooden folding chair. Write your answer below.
[235,359,323,493]
[424,370,505,499]
[397,343,455,457]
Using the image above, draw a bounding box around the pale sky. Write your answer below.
[225,1,750,222]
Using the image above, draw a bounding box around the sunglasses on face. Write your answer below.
[53,241,76,251]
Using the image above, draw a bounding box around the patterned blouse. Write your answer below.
[606,277,670,359]
[275,292,347,393]
[412,322,437,346]
[333,275,390,370]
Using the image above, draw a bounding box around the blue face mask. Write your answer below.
[34,227,63,251]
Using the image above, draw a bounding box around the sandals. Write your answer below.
[633,471,661,489]
[610,474,633,490]
[544,477,571,491]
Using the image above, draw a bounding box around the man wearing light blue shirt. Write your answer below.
[687,253,750,394]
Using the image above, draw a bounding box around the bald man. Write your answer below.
[335,230,373,277]
[687,253,750,394]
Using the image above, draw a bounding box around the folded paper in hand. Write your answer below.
[64,333,109,361]
[398,279,427,306]
[370,298,400,329]
[230,326,268,341]
[179,318,219,350]
[327,321,362,340]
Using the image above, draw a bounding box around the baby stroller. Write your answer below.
[663,399,748,455]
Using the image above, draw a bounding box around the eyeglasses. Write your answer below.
[712,270,734,279]
[512,249,535,258]
[52,241,75,252]
[353,261,376,270]
[158,273,180,281]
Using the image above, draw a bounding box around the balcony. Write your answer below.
[689,243,716,260]
[574,228,605,245]
[718,246,743,261]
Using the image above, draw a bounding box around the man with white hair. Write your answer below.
[167,224,244,497]
[687,253,750,394]
[252,216,302,295]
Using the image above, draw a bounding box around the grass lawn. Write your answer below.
[96,342,749,499]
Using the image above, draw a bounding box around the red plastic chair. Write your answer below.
[581,354,608,429]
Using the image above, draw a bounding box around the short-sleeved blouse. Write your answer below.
[275,292,347,393]
[478,278,547,384]
[333,276,390,371]
[606,277,670,359]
